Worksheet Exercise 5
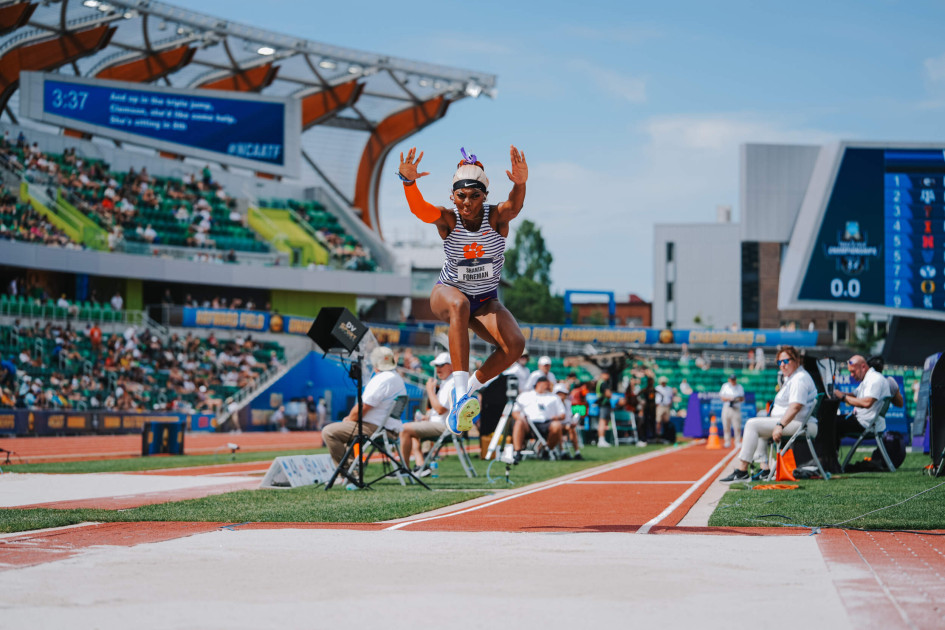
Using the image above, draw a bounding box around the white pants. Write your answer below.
[737,417,817,466]
[721,406,742,443]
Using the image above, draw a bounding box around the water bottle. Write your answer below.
[431,460,439,478]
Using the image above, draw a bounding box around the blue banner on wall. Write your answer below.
[683,392,759,438]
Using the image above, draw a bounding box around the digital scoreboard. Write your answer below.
[781,143,945,321]
[19,71,301,177]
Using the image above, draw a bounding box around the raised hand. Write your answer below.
[399,147,430,181]
[505,145,528,185]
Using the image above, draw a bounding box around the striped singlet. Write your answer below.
[438,204,506,296]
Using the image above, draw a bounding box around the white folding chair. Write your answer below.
[763,393,828,482]
[840,397,896,473]
[416,429,478,478]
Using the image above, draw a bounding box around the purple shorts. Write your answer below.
[437,282,498,314]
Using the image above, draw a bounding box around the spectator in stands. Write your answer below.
[321,346,406,470]
[754,347,766,370]
[831,354,891,454]
[401,352,453,475]
[720,346,818,482]
[269,405,287,432]
[867,356,904,408]
[110,292,123,311]
[510,376,566,463]
[638,377,657,445]
[525,355,556,392]
[595,372,614,448]
[655,376,675,439]
[555,383,582,460]
[719,374,745,449]
[503,349,531,393]
[0,355,16,388]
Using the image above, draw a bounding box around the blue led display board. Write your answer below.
[782,143,945,321]
[19,71,301,177]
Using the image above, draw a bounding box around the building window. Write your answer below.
[666,241,674,263]
[831,320,849,343]
[741,242,759,329]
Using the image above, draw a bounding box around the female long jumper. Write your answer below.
[399,145,528,435]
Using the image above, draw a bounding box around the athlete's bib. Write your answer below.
[457,257,495,283]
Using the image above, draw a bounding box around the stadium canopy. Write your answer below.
[0,0,496,235]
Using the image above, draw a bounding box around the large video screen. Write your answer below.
[19,72,300,177]
[785,145,945,320]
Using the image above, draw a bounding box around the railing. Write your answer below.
[117,240,289,267]
[213,342,310,429]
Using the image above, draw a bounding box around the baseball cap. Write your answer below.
[554,383,569,395]
[430,352,451,367]
[658,376,668,384]
[728,374,737,380]
[538,355,552,366]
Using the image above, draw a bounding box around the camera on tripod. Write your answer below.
[506,374,519,401]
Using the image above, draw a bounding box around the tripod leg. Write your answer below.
[325,434,364,490]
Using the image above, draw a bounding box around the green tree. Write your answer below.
[504,276,565,324]
[504,220,553,286]
[502,220,563,323]
[849,313,886,354]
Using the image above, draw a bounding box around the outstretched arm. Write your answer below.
[494,145,528,225]
[399,147,444,224]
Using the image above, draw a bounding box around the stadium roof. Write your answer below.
[0,0,496,234]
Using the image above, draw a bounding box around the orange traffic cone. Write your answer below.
[706,414,722,450]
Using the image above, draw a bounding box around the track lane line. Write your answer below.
[383,443,699,531]
[636,448,738,534]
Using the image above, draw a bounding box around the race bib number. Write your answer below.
[457,257,495,283]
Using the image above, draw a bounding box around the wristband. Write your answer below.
[397,171,415,185]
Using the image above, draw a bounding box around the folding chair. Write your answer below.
[840,396,896,473]
[764,393,828,482]
[347,396,430,489]
[612,409,639,445]
[416,429,478,478]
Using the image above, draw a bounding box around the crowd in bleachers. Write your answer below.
[263,198,376,271]
[0,131,379,271]
[0,182,82,249]
[0,318,285,413]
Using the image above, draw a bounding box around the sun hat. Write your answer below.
[371,346,397,372]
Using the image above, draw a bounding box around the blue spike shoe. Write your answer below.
[447,392,480,435]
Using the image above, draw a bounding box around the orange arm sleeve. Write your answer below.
[403,182,440,223]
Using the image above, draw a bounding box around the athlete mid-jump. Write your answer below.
[399,145,528,434]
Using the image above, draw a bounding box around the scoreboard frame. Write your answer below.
[779,140,945,323]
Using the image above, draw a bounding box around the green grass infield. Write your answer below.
[709,453,945,531]
[0,443,664,533]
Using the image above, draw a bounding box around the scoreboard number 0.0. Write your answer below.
[830,277,861,298]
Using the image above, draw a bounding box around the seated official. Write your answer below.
[831,354,891,451]
[511,376,566,463]
[401,352,453,475]
[720,346,817,482]
[322,346,407,469]
[555,383,583,460]
[867,356,904,408]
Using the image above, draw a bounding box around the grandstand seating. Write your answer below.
[0,320,286,414]
[259,198,376,271]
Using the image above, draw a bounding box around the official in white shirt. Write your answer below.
[719,374,745,448]
[832,354,891,451]
[720,346,817,482]
[510,376,566,462]
[524,355,557,392]
[503,350,532,394]
[401,352,454,473]
[322,346,407,468]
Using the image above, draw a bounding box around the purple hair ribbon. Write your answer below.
[460,147,477,165]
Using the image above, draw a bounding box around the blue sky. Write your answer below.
[201,0,945,300]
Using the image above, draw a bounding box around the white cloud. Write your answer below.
[563,24,663,45]
[925,52,945,84]
[377,113,842,303]
[568,60,646,103]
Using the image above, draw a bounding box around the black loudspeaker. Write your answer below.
[307,307,368,355]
